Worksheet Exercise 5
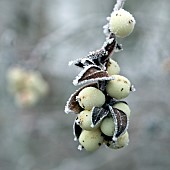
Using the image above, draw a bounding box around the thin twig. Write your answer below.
[114,0,127,11]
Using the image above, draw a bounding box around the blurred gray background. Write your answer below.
[0,0,170,170]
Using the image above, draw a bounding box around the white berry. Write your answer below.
[106,75,131,99]
[76,110,100,130]
[110,131,129,149]
[106,59,120,76]
[113,102,131,117]
[109,9,136,38]
[77,87,105,110]
[100,117,115,136]
[78,129,104,152]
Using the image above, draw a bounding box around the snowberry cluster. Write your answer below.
[7,67,49,108]
[65,5,136,152]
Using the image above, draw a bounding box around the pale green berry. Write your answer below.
[115,131,129,148]
[76,110,100,130]
[106,75,131,100]
[113,102,131,118]
[108,131,129,149]
[100,117,115,136]
[7,67,27,93]
[25,72,49,97]
[77,87,105,110]
[78,129,104,152]
[106,59,120,76]
[109,9,136,38]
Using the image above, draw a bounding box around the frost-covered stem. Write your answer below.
[113,0,126,11]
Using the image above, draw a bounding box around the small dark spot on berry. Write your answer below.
[76,117,78,120]
[98,143,102,146]
[86,115,88,117]
[116,13,118,16]
[129,20,133,24]
[121,88,124,91]
[83,140,84,142]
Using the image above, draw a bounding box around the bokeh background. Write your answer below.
[0,0,170,170]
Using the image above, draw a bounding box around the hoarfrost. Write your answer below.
[73,76,114,86]
[106,17,111,21]
[130,84,136,92]
[78,145,83,151]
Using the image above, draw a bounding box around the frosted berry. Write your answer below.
[106,75,131,99]
[113,102,131,117]
[109,9,136,38]
[100,117,115,136]
[78,129,104,152]
[106,58,120,76]
[76,110,100,130]
[109,131,129,149]
[77,87,105,110]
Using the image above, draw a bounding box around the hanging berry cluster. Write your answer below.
[7,67,49,108]
[65,1,136,152]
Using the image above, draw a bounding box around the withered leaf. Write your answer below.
[109,106,129,142]
[73,119,82,141]
[91,107,109,127]
[73,65,101,85]
[69,33,118,69]
[64,83,98,114]
[73,65,114,86]
[106,96,117,106]
[102,33,116,57]
[69,58,94,68]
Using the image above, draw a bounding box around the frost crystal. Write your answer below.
[78,145,83,151]
[130,84,136,92]
[103,24,110,36]
[106,17,111,21]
